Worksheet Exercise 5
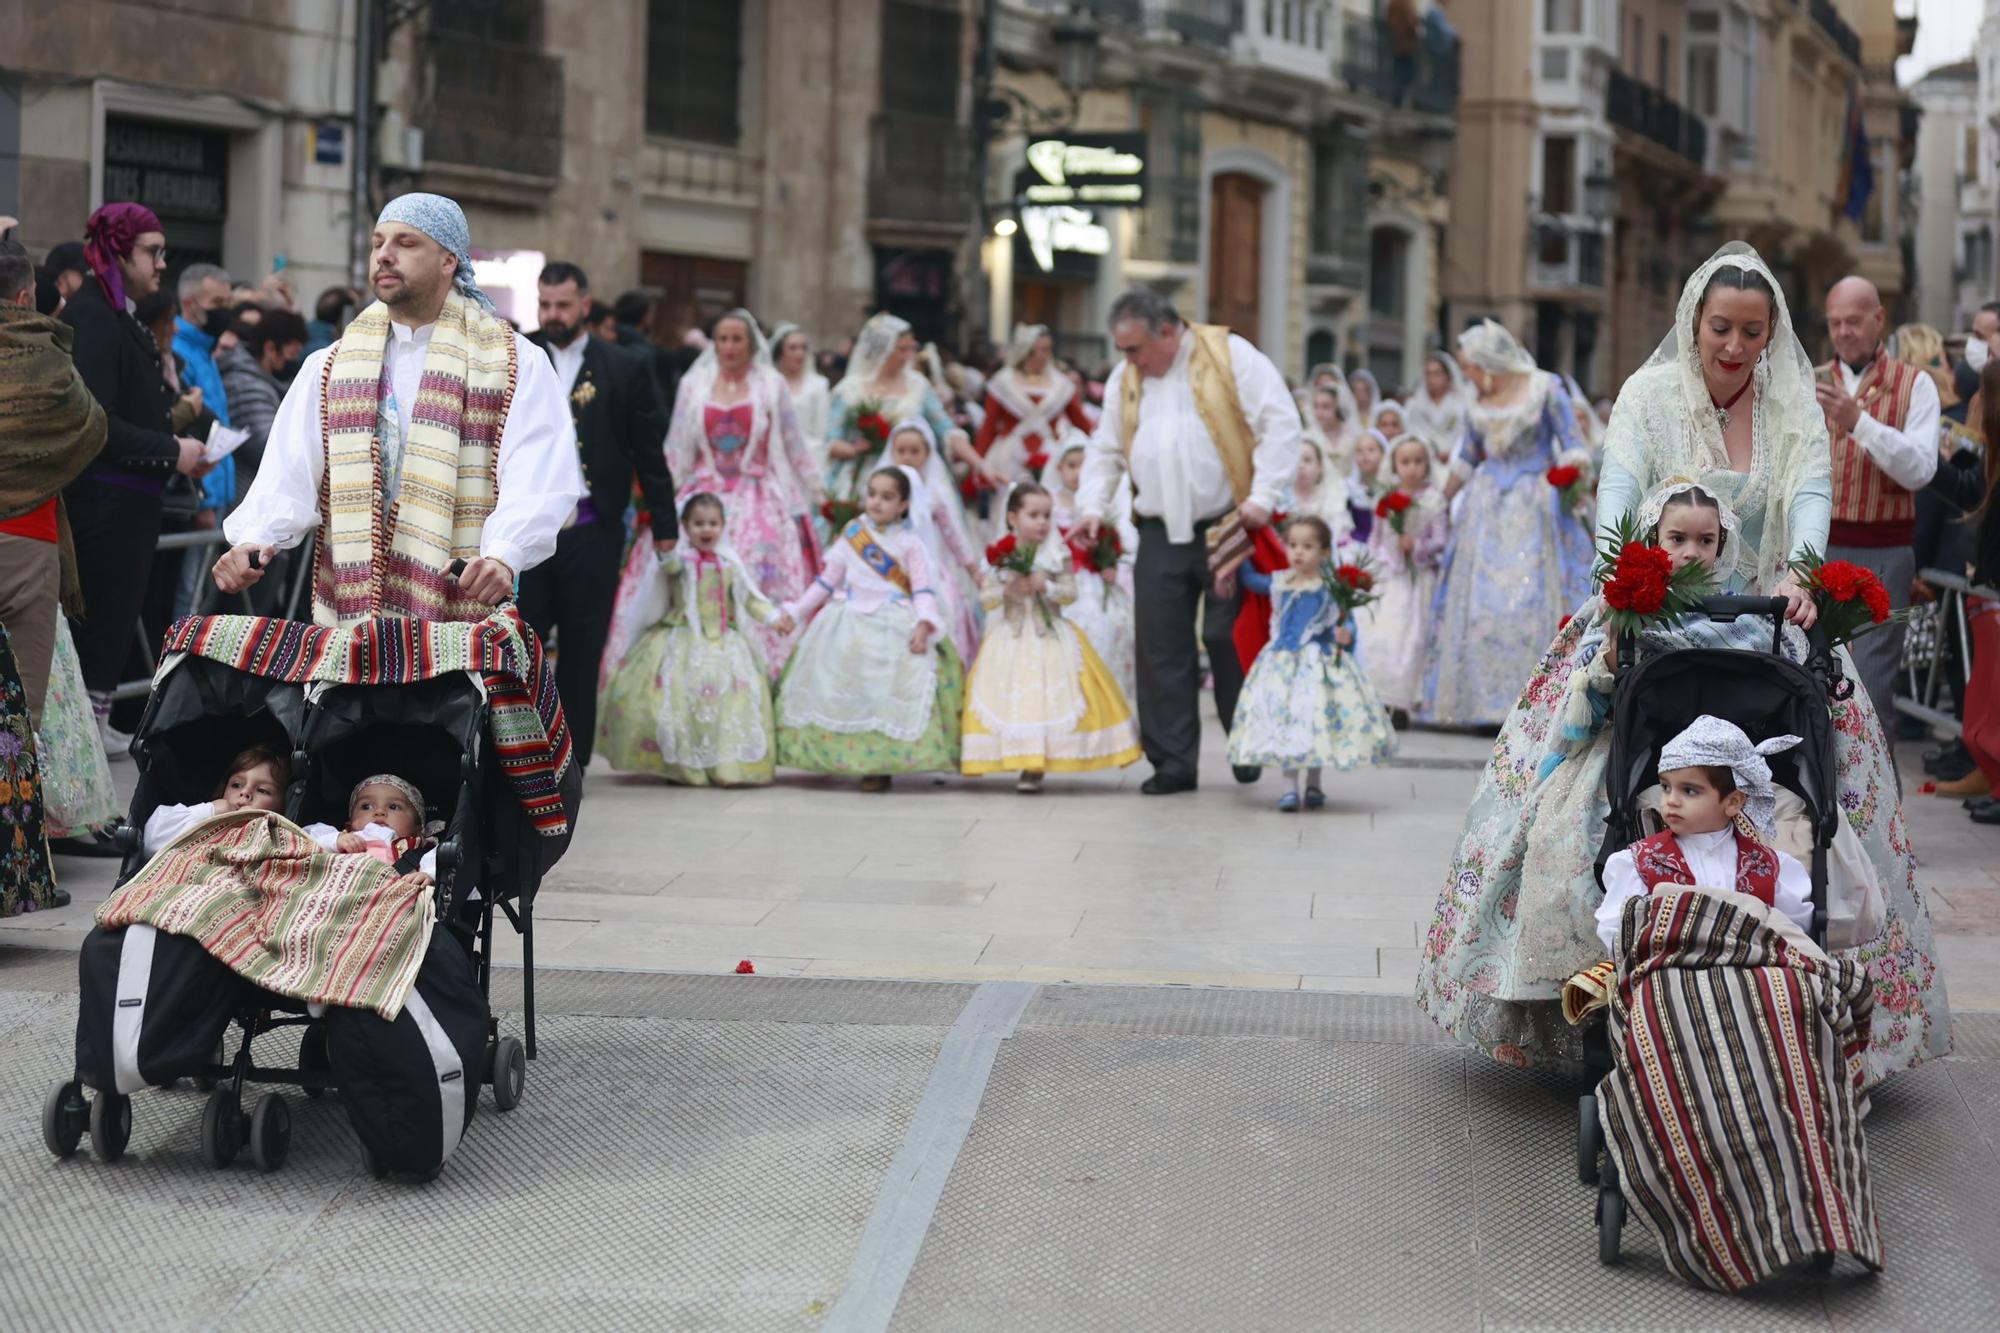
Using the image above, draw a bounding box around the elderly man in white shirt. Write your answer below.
[1075,291,1300,794]
[1813,275,1940,736]
[213,193,582,623]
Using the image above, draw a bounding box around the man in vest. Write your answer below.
[1814,275,1939,741]
[1076,290,1301,794]
[212,193,585,626]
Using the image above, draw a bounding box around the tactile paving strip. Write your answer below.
[1018,983,1449,1046]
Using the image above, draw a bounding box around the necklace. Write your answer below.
[1708,377,1751,430]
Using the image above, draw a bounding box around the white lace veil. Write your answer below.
[1633,476,1744,585]
[893,461,937,551]
[1457,319,1537,376]
[1368,399,1408,436]
[837,312,915,397]
[1006,323,1049,368]
[1604,242,1829,591]
[680,308,773,401]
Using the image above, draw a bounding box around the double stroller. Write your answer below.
[39,640,574,1180]
[1572,595,1859,1274]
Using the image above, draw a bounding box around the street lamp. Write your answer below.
[1583,171,1617,223]
[1052,6,1103,106]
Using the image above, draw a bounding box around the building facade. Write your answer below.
[982,0,1459,385]
[0,3,356,306]
[1958,0,2000,330]
[1909,59,1978,334]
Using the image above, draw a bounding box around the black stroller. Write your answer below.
[1573,595,1842,1263]
[41,642,576,1178]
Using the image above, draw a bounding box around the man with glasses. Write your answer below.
[60,202,212,754]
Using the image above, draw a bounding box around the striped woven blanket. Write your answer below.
[160,607,573,836]
[1601,885,1881,1290]
[97,810,435,1020]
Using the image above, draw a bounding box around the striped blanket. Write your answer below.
[160,607,573,836]
[1601,885,1881,1290]
[97,809,435,1020]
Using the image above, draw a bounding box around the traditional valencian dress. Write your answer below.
[959,534,1140,776]
[776,518,965,775]
[597,545,786,786]
[972,327,1094,538]
[1227,567,1397,774]
[1045,441,1138,703]
[1357,482,1448,714]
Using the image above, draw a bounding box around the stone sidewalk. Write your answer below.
[2,958,1995,1331]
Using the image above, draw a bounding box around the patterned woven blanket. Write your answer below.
[1600,886,1881,1290]
[97,810,435,1020]
[160,606,573,836]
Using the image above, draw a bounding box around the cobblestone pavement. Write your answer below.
[2,958,1995,1331]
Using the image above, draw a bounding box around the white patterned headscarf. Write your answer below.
[376,192,493,312]
[1658,715,1801,838]
[1634,476,1744,584]
[1456,319,1537,376]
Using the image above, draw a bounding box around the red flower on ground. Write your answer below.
[1545,464,1582,489]
[735,959,756,975]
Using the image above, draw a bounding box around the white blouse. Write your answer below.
[1596,825,1813,953]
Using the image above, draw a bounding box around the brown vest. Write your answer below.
[1116,323,1256,507]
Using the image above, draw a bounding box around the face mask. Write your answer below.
[1968,337,1991,373]
[202,307,231,338]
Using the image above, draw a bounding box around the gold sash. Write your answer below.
[1117,323,1256,505]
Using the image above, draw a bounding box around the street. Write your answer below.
[4,712,1998,1329]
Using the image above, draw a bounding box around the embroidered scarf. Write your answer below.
[842,519,912,595]
[315,292,516,625]
[1630,828,1778,906]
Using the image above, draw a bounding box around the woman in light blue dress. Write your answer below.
[1421,321,1595,727]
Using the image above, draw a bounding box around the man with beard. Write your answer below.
[212,193,583,625]
[518,260,676,765]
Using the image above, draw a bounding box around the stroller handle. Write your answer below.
[1698,595,1789,656]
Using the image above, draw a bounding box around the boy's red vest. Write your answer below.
[1629,829,1777,906]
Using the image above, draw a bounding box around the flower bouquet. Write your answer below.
[1786,548,1900,649]
[1592,513,1716,640]
[1545,462,1592,517]
[819,497,861,531]
[853,399,893,458]
[1375,490,1414,535]
[987,534,1052,628]
[1321,551,1380,662]
[1067,526,1123,607]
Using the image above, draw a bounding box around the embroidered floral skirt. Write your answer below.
[1227,642,1398,773]
[776,603,965,775]
[0,624,55,918]
[960,614,1139,775]
[598,620,775,787]
[1414,613,1952,1085]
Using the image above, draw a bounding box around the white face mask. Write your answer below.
[1968,336,1991,373]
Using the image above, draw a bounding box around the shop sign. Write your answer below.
[1016,204,1110,277]
[1020,133,1146,207]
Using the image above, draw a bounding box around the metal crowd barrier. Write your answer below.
[111,531,317,701]
[1895,566,1999,740]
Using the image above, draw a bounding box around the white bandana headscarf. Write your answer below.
[376,192,493,312]
[1658,715,1800,838]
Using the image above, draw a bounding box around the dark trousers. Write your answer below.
[63,478,163,695]
[516,519,626,768]
[1133,516,1243,782]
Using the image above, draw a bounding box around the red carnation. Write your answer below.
[1545,464,1582,489]
[1334,562,1373,593]
[1375,491,1413,518]
[1816,559,1867,602]
[985,534,1017,567]
[1602,541,1672,615]
[1025,449,1049,476]
[735,960,755,975]
[1859,574,1891,623]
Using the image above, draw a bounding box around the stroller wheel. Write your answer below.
[298,1025,330,1099]
[249,1093,291,1172]
[90,1092,133,1163]
[42,1080,87,1159]
[1596,1182,1625,1266]
[201,1088,243,1169]
[1576,1092,1602,1186]
[491,1036,526,1112]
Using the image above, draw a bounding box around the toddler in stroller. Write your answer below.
[1571,654,1883,1287]
[141,743,291,853]
[300,773,440,886]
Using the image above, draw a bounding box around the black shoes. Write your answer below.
[50,832,121,859]
[1924,741,1974,781]
[1972,802,2000,825]
[1141,772,1199,795]
[49,888,71,908]
[1232,765,1262,784]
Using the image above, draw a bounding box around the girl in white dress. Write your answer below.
[1044,436,1137,703]
[1405,350,1471,466]
[1288,434,1355,547]
[1357,435,1449,722]
[771,322,832,474]
[888,421,985,663]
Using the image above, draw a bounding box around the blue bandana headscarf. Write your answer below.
[375,191,494,313]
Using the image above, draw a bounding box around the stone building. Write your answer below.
[982,0,1459,385]
[1909,59,1979,334]
[0,3,356,306]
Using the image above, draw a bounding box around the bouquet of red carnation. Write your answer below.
[1592,513,1715,639]
[1067,526,1123,606]
[820,497,861,531]
[1545,461,1592,516]
[1320,551,1380,662]
[1025,448,1049,476]
[1375,489,1415,536]
[852,399,892,455]
[1787,547,1900,649]
[986,534,1052,627]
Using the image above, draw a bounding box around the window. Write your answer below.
[1967,125,1981,181]
[1543,0,1581,33]
[1657,35,1670,92]
[645,0,743,144]
[1630,16,1644,75]
[881,2,961,118]
[1542,135,1577,214]
[432,0,542,45]
[1542,48,1571,81]
[1689,46,1719,117]
[1369,227,1408,318]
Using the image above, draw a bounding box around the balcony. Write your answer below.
[1341,13,1461,117]
[1235,0,1338,84]
[1607,68,1709,170]
[420,35,563,180]
[1529,220,1608,292]
[1809,0,1862,66]
[868,114,972,229]
[1163,0,1238,48]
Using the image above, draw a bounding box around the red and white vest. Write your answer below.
[1820,348,1923,548]
[1629,829,1778,906]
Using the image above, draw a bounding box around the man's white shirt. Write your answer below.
[1077,331,1301,543]
[1835,359,1939,492]
[545,332,586,394]
[224,320,587,577]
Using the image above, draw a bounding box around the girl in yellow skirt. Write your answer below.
[961,482,1141,791]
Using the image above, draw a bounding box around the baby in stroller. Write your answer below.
[300,773,440,888]
[141,743,292,853]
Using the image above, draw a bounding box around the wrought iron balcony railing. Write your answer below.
[1340,13,1461,117]
[421,35,564,179]
[869,113,973,228]
[1606,67,1708,170]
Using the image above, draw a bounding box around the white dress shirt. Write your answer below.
[1596,825,1813,953]
[1837,358,1940,492]
[1079,331,1301,543]
[545,331,587,394]
[225,321,586,578]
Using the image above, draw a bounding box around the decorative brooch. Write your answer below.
[571,378,597,409]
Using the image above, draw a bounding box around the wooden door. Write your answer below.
[1207,173,1264,346]
[639,251,749,344]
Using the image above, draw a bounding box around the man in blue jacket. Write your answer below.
[170,263,236,614]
